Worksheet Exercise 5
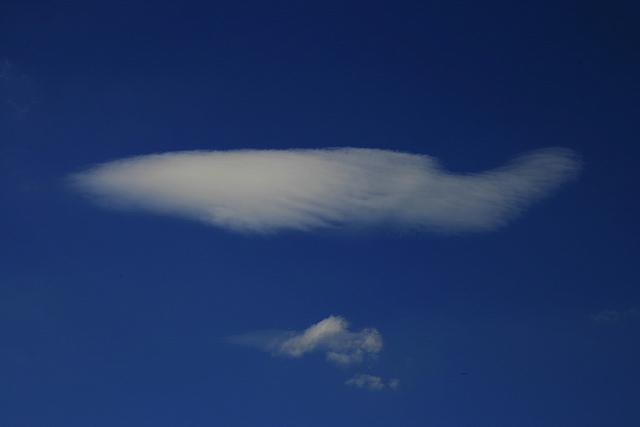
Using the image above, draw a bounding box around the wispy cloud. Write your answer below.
[345,374,399,391]
[0,59,37,117]
[69,147,580,233]
[591,308,639,324]
[230,315,382,366]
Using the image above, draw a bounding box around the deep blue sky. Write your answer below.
[1,1,639,426]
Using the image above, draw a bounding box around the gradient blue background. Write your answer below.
[1,1,639,426]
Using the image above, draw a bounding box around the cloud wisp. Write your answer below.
[230,315,382,366]
[0,59,37,117]
[69,147,580,233]
[345,374,399,391]
[591,308,639,324]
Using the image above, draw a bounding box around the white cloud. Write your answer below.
[230,315,382,366]
[345,374,399,391]
[69,147,580,233]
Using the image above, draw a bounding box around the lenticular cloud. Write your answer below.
[70,147,580,233]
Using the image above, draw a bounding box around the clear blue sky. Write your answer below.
[1,1,639,426]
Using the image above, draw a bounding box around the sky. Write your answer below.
[1,1,639,426]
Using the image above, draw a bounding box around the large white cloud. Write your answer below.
[230,315,382,366]
[70,147,580,233]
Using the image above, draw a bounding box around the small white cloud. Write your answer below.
[231,315,382,366]
[345,374,399,391]
[69,147,580,233]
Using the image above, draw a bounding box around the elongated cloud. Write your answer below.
[230,315,382,366]
[591,308,639,324]
[70,147,580,233]
[345,374,399,391]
